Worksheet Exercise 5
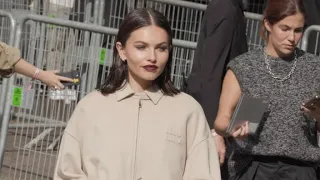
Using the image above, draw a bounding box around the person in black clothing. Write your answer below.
[185,0,248,179]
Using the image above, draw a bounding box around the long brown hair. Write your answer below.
[260,0,306,40]
[99,8,180,96]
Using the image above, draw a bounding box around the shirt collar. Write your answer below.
[116,82,164,105]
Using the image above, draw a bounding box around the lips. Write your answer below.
[143,65,158,72]
[284,45,295,49]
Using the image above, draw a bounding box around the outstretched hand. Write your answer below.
[37,70,73,90]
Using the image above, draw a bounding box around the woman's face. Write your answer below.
[116,25,170,88]
[265,12,305,56]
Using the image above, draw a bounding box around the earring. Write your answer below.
[120,57,126,62]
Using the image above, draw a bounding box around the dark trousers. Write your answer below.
[231,156,318,180]
[221,159,229,180]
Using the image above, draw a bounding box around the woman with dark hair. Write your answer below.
[213,0,320,179]
[53,8,221,180]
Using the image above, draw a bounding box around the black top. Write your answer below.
[185,0,248,128]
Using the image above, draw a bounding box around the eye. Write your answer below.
[135,45,146,50]
[280,27,290,32]
[158,46,168,52]
[294,28,303,33]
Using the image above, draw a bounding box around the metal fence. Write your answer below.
[0,0,94,22]
[0,0,319,179]
[301,25,320,55]
[106,0,206,42]
[0,10,15,121]
[104,0,207,80]
[104,0,265,77]
[1,16,101,180]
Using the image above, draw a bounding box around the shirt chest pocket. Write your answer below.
[165,128,182,144]
[163,128,186,157]
[162,128,185,178]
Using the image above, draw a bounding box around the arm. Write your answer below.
[13,59,72,89]
[188,17,235,126]
[183,136,221,180]
[54,105,87,180]
[214,70,242,136]
[54,133,87,180]
[183,105,221,180]
[197,18,237,127]
[0,41,73,89]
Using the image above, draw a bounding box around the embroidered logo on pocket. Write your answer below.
[165,128,181,144]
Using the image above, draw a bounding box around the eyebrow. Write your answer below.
[279,24,304,29]
[133,41,168,45]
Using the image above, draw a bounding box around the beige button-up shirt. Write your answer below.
[54,83,221,180]
[0,41,20,70]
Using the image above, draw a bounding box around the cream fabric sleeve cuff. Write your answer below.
[0,41,21,70]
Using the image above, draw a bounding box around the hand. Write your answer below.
[37,70,73,90]
[301,103,320,122]
[212,130,226,165]
[231,121,249,139]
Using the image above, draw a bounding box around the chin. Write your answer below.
[140,71,163,81]
[280,48,295,56]
[140,75,160,81]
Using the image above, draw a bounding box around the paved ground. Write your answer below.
[1,128,61,180]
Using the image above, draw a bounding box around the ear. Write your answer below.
[116,42,127,62]
[264,19,272,32]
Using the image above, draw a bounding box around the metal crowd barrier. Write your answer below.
[0,11,16,170]
[301,25,320,54]
[1,3,319,179]
[0,10,15,117]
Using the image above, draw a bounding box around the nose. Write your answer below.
[288,31,295,42]
[148,49,156,63]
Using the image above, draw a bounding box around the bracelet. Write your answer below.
[32,68,40,80]
[27,68,40,90]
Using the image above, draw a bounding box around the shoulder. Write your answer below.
[300,50,320,62]
[166,93,209,130]
[236,48,262,60]
[165,92,204,113]
[207,0,237,15]
[205,0,240,21]
[298,50,320,73]
[228,48,262,67]
[76,90,115,108]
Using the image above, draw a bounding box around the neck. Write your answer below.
[128,74,152,93]
[265,43,279,57]
[265,43,294,60]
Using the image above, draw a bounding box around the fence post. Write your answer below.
[301,25,320,52]
[0,10,16,117]
[0,9,16,170]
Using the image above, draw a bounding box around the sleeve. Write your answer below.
[195,18,238,128]
[183,105,221,180]
[226,56,241,75]
[0,41,21,70]
[200,18,236,78]
[226,56,245,90]
[53,104,88,180]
